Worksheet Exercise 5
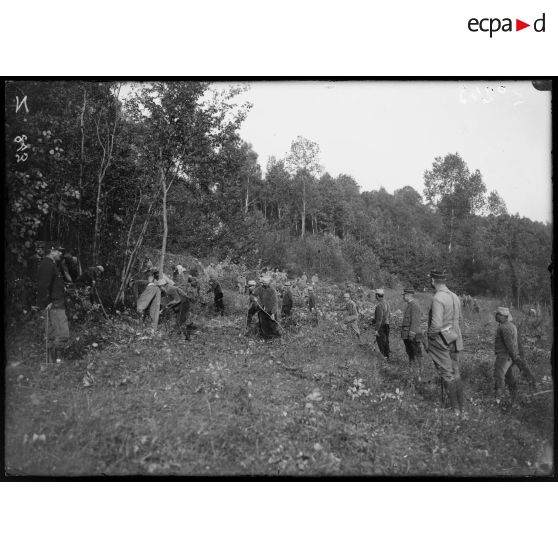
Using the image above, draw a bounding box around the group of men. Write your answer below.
[35,243,105,362]
[35,245,538,415]
[245,275,318,339]
[341,269,537,418]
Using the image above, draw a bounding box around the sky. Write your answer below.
[217,80,552,224]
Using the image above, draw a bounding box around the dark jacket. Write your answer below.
[401,299,421,340]
[374,299,390,329]
[37,256,66,308]
[208,281,223,299]
[76,267,102,285]
[495,320,519,360]
[282,288,293,310]
[254,285,278,315]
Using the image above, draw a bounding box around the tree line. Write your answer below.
[5,81,552,311]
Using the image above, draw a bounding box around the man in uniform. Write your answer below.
[343,292,361,341]
[37,244,70,362]
[245,280,259,334]
[254,276,280,339]
[207,278,225,316]
[401,287,423,382]
[281,281,294,323]
[373,288,391,358]
[162,282,195,340]
[307,285,318,326]
[425,270,465,416]
[493,307,522,405]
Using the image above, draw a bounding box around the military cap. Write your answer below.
[495,306,511,317]
[375,288,385,296]
[429,270,447,281]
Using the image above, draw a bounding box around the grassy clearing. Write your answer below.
[4,285,554,477]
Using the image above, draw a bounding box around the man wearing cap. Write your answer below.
[373,289,391,358]
[254,276,280,338]
[426,270,465,416]
[37,244,70,362]
[307,285,318,326]
[207,278,225,316]
[401,288,423,380]
[281,281,294,323]
[343,292,361,341]
[493,307,522,404]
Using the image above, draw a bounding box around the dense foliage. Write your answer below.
[5,81,552,310]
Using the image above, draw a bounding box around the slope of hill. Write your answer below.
[4,281,554,476]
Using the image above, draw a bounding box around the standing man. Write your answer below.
[307,285,318,326]
[245,280,259,333]
[343,292,361,341]
[207,278,225,316]
[493,307,521,405]
[37,244,70,362]
[281,281,294,323]
[254,276,280,339]
[425,270,465,416]
[373,288,391,359]
[401,288,423,382]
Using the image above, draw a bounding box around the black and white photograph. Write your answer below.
[3,79,554,477]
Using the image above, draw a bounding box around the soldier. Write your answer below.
[307,285,318,326]
[493,307,524,405]
[343,292,361,341]
[76,265,104,286]
[401,287,423,381]
[245,280,259,333]
[254,276,280,339]
[281,281,294,322]
[162,282,194,340]
[37,244,70,362]
[237,273,246,294]
[373,289,391,359]
[425,270,465,417]
[207,278,225,316]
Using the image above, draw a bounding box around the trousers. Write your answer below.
[46,308,70,349]
[427,334,460,382]
[377,324,390,357]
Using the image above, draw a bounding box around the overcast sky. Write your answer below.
[220,80,552,224]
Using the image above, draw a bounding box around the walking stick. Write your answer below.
[255,300,285,333]
[93,283,109,319]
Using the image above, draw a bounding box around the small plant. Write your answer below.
[347,378,371,399]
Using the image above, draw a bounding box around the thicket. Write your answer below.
[5,81,553,317]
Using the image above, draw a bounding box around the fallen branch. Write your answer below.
[525,390,553,398]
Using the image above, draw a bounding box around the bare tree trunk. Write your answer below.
[77,87,87,263]
[245,177,249,214]
[159,168,168,275]
[93,110,118,264]
[301,180,306,239]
